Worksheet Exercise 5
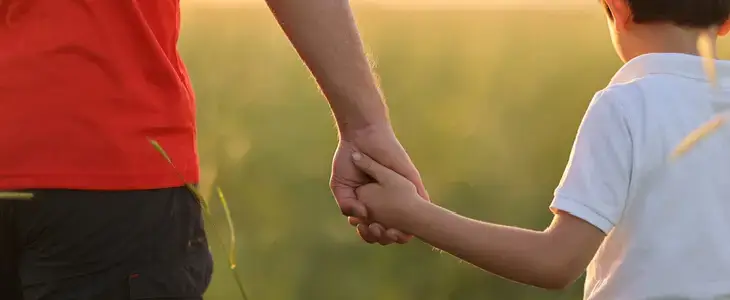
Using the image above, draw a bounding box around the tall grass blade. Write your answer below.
[149,139,210,212]
[672,30,726,159]
[0,192,33,200]
[148,139,249,300]
[672,116,727,160]
[698,31,717,88]
[217,187,237,270]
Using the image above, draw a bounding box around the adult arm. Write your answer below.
[264,0,429,244]
[264,0,386,135]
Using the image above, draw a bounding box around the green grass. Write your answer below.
[178,5,730,300]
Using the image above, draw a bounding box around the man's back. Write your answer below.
[0,0,198,190]
[585,53,730,299]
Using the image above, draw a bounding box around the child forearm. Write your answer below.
[396,201,576,290]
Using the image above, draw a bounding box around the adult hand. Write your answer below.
[331,125,429,245]
[351,152,423,229]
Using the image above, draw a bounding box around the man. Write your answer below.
[0,0,427,299]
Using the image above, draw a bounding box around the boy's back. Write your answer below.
[555,53,730,299]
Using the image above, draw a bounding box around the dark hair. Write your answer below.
[603,0,730,28]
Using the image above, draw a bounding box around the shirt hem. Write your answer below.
[0,171,200,190]
[550,195,615,234]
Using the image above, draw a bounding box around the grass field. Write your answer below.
[178,5,729,299]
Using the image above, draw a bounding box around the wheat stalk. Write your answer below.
[216,187,237,269]
[671,30,728,159]
[0,192,33,200]
[149,138,249,300]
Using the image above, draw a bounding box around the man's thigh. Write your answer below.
[13,187,213,300]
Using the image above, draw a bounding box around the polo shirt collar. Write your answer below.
[609,52,730,86]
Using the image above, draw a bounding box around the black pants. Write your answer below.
[0,187,213,300]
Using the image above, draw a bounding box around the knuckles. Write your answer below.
[354,184,378,200]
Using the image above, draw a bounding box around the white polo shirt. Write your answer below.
[551,53,730,300]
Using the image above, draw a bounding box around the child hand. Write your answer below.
[351,152,423,229]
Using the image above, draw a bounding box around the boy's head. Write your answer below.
[601,0,730,62]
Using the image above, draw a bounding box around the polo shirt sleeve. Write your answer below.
[550,88,633,234]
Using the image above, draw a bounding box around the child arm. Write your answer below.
[354,86,634,289]
[353,153,606,289]
[395,202,605,290]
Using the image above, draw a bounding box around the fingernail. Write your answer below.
[352,152,362,161]
[369,224,382,237]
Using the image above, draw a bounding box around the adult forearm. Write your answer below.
[397,201,571,290]
[265,0,388,135]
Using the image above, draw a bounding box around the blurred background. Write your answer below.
[179,1,648,299]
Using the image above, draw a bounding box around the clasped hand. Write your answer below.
[330,126,428,245]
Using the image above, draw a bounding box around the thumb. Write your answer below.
[332,185,369,219]
[351,152,398,183]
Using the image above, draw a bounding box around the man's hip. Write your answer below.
[0,186,213,300]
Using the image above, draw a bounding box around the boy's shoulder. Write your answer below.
[589,79,644,114]
[586,72,686,133]
[600,53,721,109]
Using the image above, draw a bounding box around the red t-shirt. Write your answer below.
[0,0,199,190]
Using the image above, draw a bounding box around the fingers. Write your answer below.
[370,223,398,245]
[351,152,398,184]
[331,185,368,219]
[357,223,379,244]
[406,172,430,202]
[387,228,413,244]
[361,223,397,245]
[357,148,429,201]
[348,216,361,226]
[392,158,430,201]
[351,219,404,245]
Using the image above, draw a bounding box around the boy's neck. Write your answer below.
[623,24,717,61]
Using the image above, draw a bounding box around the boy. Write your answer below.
[349,0,730,299]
